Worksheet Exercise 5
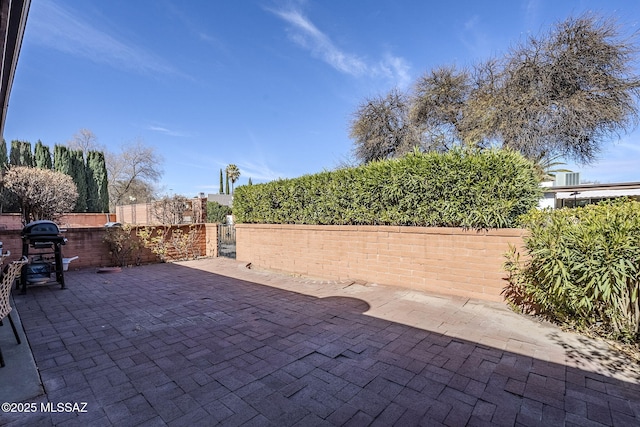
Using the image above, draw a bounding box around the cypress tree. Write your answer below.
[248,177,253,186]
[22,142,34,167]
[53,145,77,210]
[219,169,223,194]
[225,172,230,195]
[85,155,98,212]
[54,144,72,175]
[0,139,7,171]
[71,150,88,212]
[10,140,33,167]
[0,140,12,213]
[86,151,109,212]
[34,140,52,169]
[9,141,18,165]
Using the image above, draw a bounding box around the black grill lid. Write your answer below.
[22,220,61,236]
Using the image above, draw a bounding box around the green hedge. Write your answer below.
[207,201,232,224]
[504,199,640,342]
[234,148,541,229]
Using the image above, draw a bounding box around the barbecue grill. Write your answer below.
[20,220,67,293]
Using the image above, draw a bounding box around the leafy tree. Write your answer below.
[34,140,52,169]
[219,168,223,194]
[86,151,109,212]
[349,88,422,163]
[532,153,572,182]
[248,177,253,186]
[3,166,78,224]
[9,140,33,167]
[106,140,163,210]
[225,164,240,194]
[225,172,229,195]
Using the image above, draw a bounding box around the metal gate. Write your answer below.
[218,224,236,258]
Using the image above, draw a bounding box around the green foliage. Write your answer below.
[86,151,109,212]
[71,150,88,212]
[207,201,232,223]
[54,145,72,175]
[0,139,7,170]
[34,140,52,169]
[10,140,33,167]
[226,164,240,194]
[0,139,17,212]
[219,169,223,194]
[234,148,541,229]
[505,199,640,342]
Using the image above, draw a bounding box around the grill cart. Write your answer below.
[19,220,68,293]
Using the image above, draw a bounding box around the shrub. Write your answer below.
[103,224,142,267]
[137,225,201,262]
[3,166,78,224]
[504,199,640,343]
[207,201,232,223]
[233,148,541,229]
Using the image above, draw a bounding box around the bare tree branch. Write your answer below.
[107,139,163,209]
[349,88,422,163]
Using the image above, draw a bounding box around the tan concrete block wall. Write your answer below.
[236,224,526,302]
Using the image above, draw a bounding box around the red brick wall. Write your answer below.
[0,213,117,230]
[236,224,526,302]
[0,224,218,270]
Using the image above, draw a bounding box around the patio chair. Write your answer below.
[0,257,28,367]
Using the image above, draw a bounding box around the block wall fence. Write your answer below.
[1,218,526,302]
[236,224,526,302]
[0,213,117,230]
[0,224,218,270]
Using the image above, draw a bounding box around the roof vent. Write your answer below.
[555,172,580,186]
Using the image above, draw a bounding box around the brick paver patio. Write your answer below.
[1,258,639,426]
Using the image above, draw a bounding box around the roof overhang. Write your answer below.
[0,0,31,139]
[555,188,640,199]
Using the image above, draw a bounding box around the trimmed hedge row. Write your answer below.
[234,149,541,229]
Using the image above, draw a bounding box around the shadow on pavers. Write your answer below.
[0,294,44,403]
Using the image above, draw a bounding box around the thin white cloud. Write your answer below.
[272,8,367,76]
[28,0,176,76]
[375,53,412,89]
[459,15,492,59]
[200,156,285,183]
[565,135,640,183]
[147,125,193,138]
[269,6,410,86]
[236,159,286,182]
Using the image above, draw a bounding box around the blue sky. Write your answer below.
[4,0,640,197]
